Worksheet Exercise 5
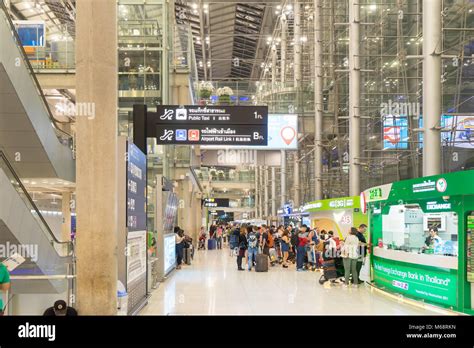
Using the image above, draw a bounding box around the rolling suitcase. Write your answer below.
[208,239,217,250]
[256,254,269,272]
[184,248,192,265]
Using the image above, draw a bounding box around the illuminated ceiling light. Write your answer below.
[192,3,198,10]
[286,4,292,10]
[369,4,377,11]
[276,5,281,10]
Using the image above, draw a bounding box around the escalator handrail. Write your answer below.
[0,1,72,140]
[0,151,73,247]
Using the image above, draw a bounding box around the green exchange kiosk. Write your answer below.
[363,170,474,314]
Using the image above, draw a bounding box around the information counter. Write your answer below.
[363,170,474,314]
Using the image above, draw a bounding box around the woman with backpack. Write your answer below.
[237,227,248,271]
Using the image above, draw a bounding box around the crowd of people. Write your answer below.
[200,222,369,287]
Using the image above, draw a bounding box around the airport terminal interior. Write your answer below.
[0,0,474,316]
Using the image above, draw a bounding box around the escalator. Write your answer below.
[0,1,75,181]
[0,150,74,294]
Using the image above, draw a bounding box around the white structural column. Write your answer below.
[280,150,287,207]
[264,166,269,218]
[293,0,301,208]
[293,0,302,87]
[271,167,276,217]
[422,0,442,176]
[293,153,300,207]
[254,163,258,218]
[75,0,118,315]
[348,0,361,196]
[259,166,264,218]
[314,0,323,200]
[280,14,287,84]
[271,44,277,88]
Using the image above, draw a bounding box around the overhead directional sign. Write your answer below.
[132,104,269,149]
[203,198,230,208]
[155,105,268,125]
[156,125,267,146]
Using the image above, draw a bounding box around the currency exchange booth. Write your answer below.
[363,170,474,314]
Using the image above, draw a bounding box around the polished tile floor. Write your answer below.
[141,245,444,315]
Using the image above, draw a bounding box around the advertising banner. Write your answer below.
[13,20,45,47]
[419,115,474,149]
[383,115,408,149]
[127,231,147,285]
[163,233,176,275]
[468,214,474,282]
[125,143,147,314]
[127,143,147,232]
[303,197,360,212]
[302,196,367,240]
[373,257,457,307]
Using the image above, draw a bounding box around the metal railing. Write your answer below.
[0,1,73,144]
[0,151,74,254]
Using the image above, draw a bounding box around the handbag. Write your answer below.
[359,255,371,282]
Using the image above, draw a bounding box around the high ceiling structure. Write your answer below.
[175,0,279,81]
[9,0,75,39]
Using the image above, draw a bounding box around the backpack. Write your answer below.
[248,232,258,249]
[266,232,274,248]
[290,232,299,247]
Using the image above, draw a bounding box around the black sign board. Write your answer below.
[133,104,268,150]
[203,198,230,208]
[156,125,267,146]
[155,105,267,125]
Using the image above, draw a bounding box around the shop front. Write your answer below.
[363,170,474,314]
[302,196,367,240]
